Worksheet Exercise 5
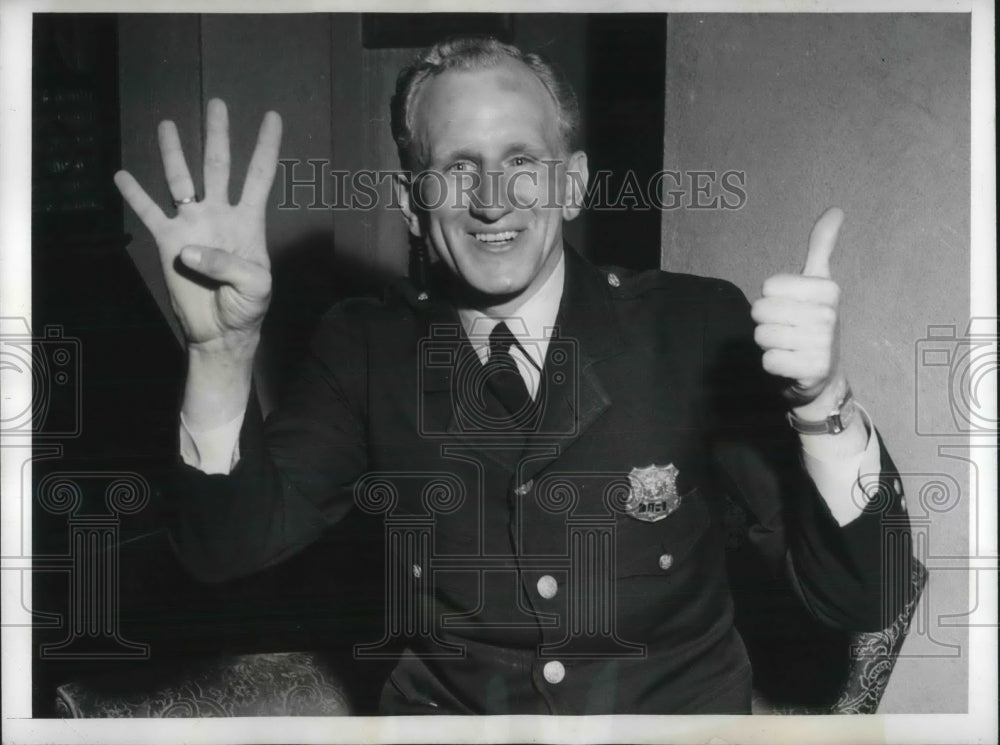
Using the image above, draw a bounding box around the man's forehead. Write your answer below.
[489,59,547,94]
[411,60,561,150]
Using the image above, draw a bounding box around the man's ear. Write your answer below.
[395,172,423,237]
[562,150,589,222]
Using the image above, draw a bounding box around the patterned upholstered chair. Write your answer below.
[831,560,928,713]
[55,652,352,718]
[54,558,925,717]
[750,559,927,714]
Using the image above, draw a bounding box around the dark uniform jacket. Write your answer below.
[171,246,912,715]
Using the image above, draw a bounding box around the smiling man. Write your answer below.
[394,53,586,313]
[115,36,913,715]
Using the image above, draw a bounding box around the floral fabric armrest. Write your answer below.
[832,559,928,714]
[55,652,351,718]
[751,559,929,715]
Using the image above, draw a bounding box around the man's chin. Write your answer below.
[440,271,528,310]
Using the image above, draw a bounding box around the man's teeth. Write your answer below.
[475,231,517,243]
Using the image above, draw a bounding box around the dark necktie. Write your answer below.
[484,322,532,420]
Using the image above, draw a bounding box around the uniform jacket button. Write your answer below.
[606,272,621,287]
[658,553,674,571]
[412,564,422,579]
[537,575,558,599]
[514,479,534,497]
[543,660,565,684]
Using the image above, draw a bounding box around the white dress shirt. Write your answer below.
[180,249,880,524]
[456,249,566,402]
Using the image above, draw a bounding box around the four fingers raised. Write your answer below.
[158,120,198,205]
[202,98,231,202]
[114,170,167,233]
[123,103,283,221]
[239,111,283,209]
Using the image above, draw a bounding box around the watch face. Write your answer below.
[829,398,857,434]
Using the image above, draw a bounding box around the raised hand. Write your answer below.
[751,207,845,408]
[114,99,283,355]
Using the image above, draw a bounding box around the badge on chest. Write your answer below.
[624,463,683,523]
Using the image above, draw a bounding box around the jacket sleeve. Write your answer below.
[702,279,914,632]
[168,305,370,583]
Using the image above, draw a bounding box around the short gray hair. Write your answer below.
[390,36,580,171]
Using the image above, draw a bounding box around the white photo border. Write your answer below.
[2,0,995,743]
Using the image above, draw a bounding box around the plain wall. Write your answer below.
[661,14,971,712]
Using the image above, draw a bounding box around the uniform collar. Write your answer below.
[416,244,624,474]
[416,244,624,395]
[556,243,625,363]
[456,250,566,369]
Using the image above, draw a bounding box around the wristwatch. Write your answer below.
[786,384,856,435]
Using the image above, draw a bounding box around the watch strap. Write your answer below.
[787,384,856,435]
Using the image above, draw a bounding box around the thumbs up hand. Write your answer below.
[751,208,846,409]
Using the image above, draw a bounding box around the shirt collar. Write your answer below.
[457,250,566,369]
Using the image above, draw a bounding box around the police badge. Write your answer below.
[625,464,683,522]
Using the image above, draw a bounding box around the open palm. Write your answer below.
[115,99,282,351]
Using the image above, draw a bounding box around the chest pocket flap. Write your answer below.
[613,488,712,577]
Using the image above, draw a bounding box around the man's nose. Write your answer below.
[468,170,511,222]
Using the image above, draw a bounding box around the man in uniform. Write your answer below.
[115,37,912,714]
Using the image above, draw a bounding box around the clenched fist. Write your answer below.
[751,207,846,409]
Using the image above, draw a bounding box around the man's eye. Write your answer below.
[512,156,527,167]
[449,161,473,172]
